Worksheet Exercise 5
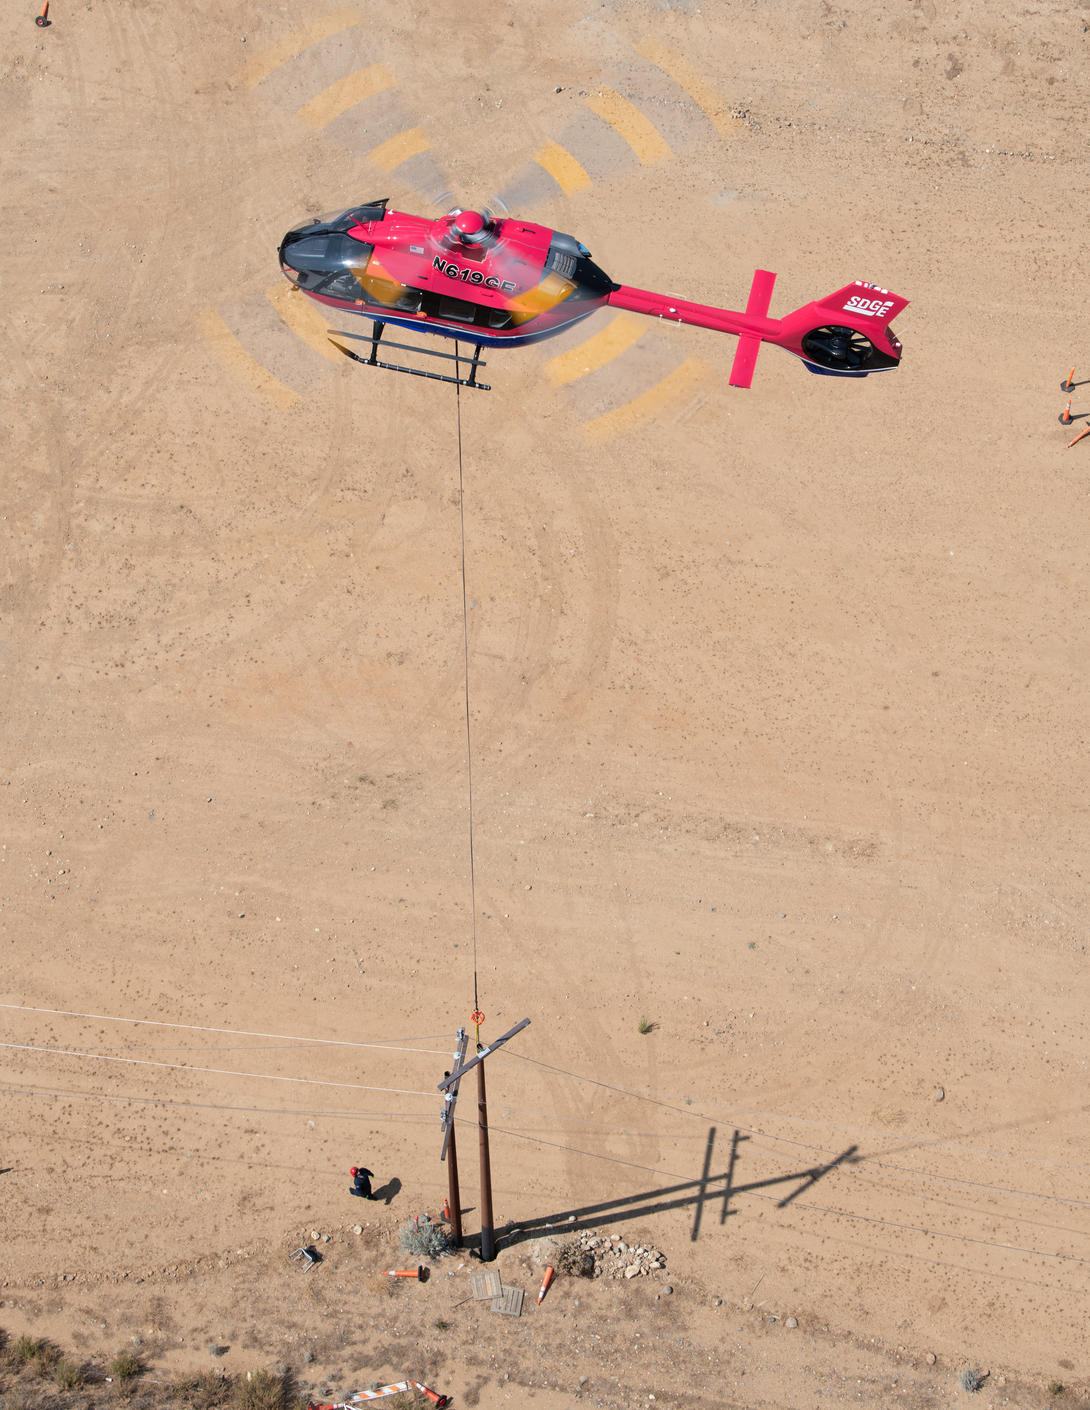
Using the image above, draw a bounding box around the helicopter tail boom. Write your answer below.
[606,273,906,383]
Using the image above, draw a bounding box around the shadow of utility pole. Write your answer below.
[499,1129,859,1248]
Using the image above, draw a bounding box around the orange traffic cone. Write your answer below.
[383,1266,425,1279]
[1061,367,1076,393]
[441,1198,451,1222]
[1060,400,1073,425]
[1067,423,1090,449]
[413,1382,451,1408]
[35,0,50,24]
[537,1265,555,1304]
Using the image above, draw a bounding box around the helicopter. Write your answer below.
[278,198,907,392]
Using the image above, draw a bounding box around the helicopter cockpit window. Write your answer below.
[279,232,374,300]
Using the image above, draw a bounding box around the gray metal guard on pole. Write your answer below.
[439,1028,468,1247]
[440,1028,469,1161]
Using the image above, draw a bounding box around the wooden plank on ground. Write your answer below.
[491,1285,525,1318]
[471,1269,502,1300]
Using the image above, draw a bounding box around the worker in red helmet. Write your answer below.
[349,1165,375,1199]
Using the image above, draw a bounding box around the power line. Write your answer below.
[7,1048,1081,1219]
[475,1098,1090,1213]
[502,1047,726,1124]
[5,1073,1084,1272]
[0,1003,453,1055]
[0,1079,439,1124]
[0,1041,437,1098]
[487,1124,1090,1268]
[502,1048,1090,1176]
[777,1196,1090,1269]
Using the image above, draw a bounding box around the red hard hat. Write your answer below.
[350,1167,358,1176]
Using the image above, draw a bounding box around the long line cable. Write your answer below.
[0,1003,453,1055]
[453,344,480,1017]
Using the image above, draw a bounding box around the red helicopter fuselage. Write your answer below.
[278,199,907,386]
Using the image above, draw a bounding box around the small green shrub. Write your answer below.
[637,1016,655,1035]
[108,1350,143,1382]
[398,1215,451,1260]
[233,1369,287,1410]
[54,1356,86,1389]
[433,1319,450,1332]
[1047,1381,1064,1397]
[959,1366,984,1393]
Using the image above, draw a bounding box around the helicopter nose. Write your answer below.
[278,232,327,285]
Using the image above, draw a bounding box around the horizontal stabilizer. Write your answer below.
[744,268,777,318]
[728,269,777,386]
[729,334,762,389]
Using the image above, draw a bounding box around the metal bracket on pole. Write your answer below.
[437,1018,530,1093]
[439,1027,469,1163]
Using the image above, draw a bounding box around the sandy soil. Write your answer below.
[3,1,1089,1406]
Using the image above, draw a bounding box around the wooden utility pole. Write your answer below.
[438,1016,530,1263]
[476,1050,495,1262]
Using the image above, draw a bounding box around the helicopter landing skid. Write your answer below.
[328,321,491,391]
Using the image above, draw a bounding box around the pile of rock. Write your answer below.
[560,1230,667,1280]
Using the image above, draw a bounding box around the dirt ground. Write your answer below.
[3,0,1089,1406]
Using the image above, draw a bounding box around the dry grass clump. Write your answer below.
[107,1350,143,1383]
[0,1327,309,1410]
[6,1335,61,1375]
[169,1371,235,1410]
[54,1356,87,1389]
[232,1369,287,1410]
